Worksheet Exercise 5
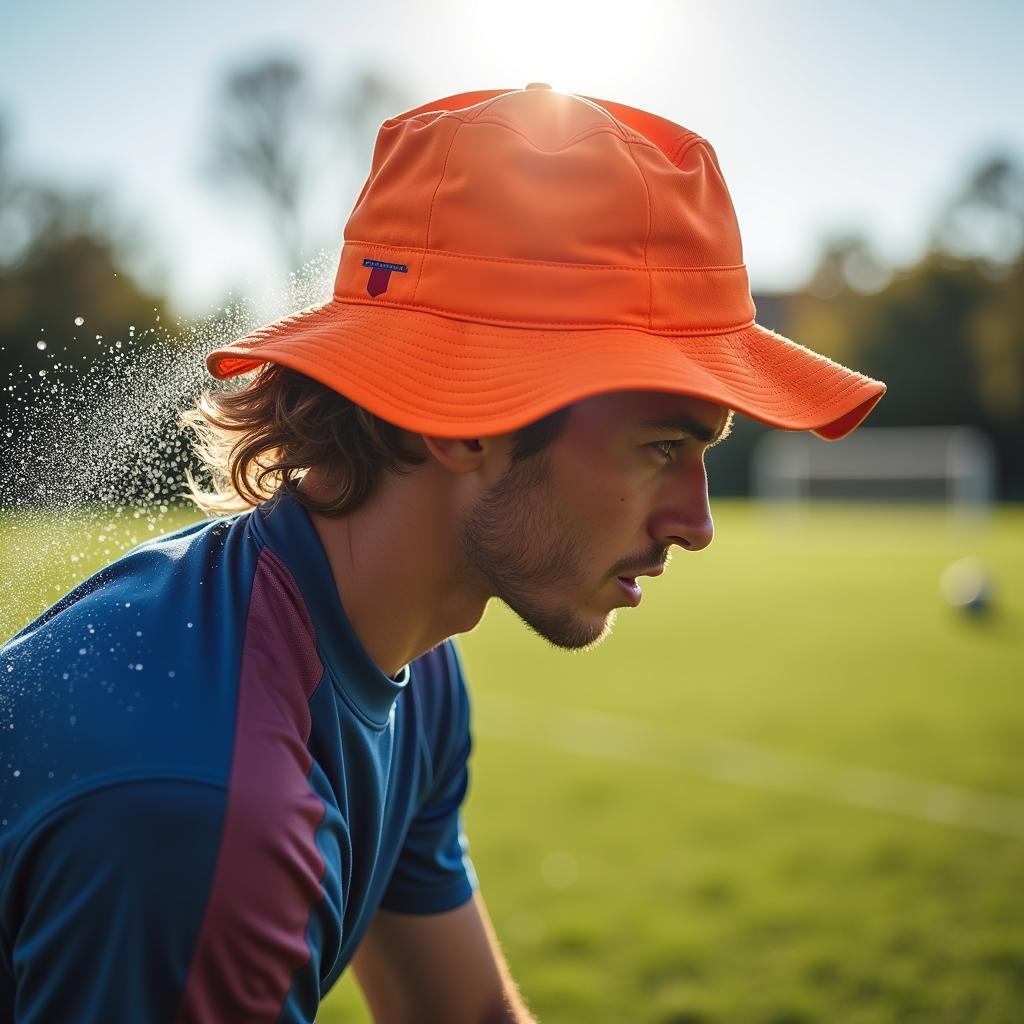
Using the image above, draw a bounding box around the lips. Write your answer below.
[616,576,643,606]
[614,564,664,607]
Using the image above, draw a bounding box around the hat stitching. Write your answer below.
[460,117,660,156]
[334,295,754,333]
[667,135,709,170]
[256,339,721,407]
[571,92,630,141]
[664,132,703,166]
[241,296,753,344]
[286,316,860,395]
[621,140,655,331]
[414,116,467,304]
[345,240,747,274]
[237,295,758,342]
[462,91,519,124]
[366,319,870,407]
[335,296,753,331]
[249,330,870,418]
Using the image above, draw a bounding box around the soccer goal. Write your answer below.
[751,426,997,520]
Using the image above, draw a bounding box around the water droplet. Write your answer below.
[69,716,77,726]
[37,369,46,377]
[135,663,143,671]
[168,670,176,678]
[186,622,193,628]
[12,769,20,778]
[78,647,87,655]
[36,340,47,351]
[73,316,85,326]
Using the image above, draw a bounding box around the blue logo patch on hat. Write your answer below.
[363,258,408,298]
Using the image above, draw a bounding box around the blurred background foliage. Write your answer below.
[1,55,1022,497]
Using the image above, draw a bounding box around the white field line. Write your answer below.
[473,695,1024,841]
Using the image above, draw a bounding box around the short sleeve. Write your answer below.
[2,778,322,1024]
[379,642,478,914]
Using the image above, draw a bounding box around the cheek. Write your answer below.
[548,441,651,536]
[572,480,649,542]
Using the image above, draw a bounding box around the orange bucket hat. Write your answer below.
[207,85,885,440]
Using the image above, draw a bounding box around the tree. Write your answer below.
[202,57,312,275]
[201,57,411,276]
[0,120,167,391]
[930,153,1024,273]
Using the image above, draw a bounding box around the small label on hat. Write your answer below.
[362,258,408,297]
[363,259,409,272]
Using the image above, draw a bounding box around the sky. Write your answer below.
[2,0,1022,317]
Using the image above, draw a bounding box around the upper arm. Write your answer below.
[351,891,534,1024]
[5,779,323,1024]
[379,641,477,916]
[6,780,224,1023]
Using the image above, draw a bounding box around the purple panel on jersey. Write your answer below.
[176,547,327,1023]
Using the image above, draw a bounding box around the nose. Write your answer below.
[648,459,714,552]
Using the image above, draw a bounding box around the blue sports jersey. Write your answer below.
[0,491,478,1022]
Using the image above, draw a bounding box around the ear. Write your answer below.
[421,435,488,474]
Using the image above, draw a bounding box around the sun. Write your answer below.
[454,0,677,102]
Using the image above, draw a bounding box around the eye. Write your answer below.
[651,439,686,461]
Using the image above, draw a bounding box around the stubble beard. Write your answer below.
[459,450,616,651]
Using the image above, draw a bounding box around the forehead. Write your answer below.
[568,390,730,438]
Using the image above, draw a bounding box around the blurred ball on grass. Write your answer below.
[940,557,994,616]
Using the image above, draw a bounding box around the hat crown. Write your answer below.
[345,88,745,271]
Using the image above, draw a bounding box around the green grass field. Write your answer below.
[3,502,1022,1022]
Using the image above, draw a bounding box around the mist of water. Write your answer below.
[0,250,336,640]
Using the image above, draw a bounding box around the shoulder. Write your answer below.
[0,511,273,837]
[404,640,472,779]
[4,511,253,656]
[408,639,471,727]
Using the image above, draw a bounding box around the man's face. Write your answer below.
[460,391,731,651]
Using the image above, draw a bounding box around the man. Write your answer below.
[0,86,884,1022]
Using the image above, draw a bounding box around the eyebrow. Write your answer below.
[636,408,735,447]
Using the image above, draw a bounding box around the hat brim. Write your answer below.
[206,298,884,441]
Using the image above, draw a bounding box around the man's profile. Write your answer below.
[0,85,884,1022]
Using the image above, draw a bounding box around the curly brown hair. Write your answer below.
[179,364,570,517]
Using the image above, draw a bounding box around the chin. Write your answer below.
[519,605,617,653]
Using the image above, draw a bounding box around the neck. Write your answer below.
[298,464,491,678]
